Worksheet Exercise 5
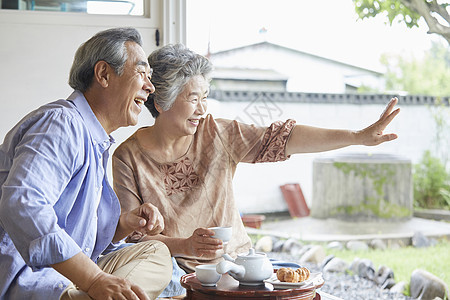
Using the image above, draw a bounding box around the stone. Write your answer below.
[349,257,361,274]
[410,269,449,300]
[272,239,285,252]
[299,245,326,265]
[255,235,273,253]
[430,238,438,247]
[349,258,375,281]
[319,254,335,270]
[390,281,407,294]
[358,260,376,281]
[370,238,387,250]
[412,231,431,248]
[346,240,369,251]
[297,244,312,258]
[381,278,396,289]
[322,257,349,273]
[375,265,395,286]
[326,241,344,250]
[388,239,405,249]
[271,236,280,244]
[311,153,413,221]
[281,238,303,256]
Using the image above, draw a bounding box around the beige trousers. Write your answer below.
[60,240,172,300]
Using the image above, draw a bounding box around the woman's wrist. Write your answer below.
[156,235,188,257]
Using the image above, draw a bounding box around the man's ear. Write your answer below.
[93,61,110,88]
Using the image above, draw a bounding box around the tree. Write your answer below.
[353,0,450,45]
[380,40,450,96]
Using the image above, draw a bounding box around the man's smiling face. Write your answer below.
[107,41,154,130]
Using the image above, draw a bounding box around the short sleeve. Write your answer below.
[253,119,296,163]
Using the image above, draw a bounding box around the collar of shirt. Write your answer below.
[67,90,115,153]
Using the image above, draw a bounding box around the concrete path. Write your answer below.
[246,216,450,244]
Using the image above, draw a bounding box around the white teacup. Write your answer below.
[195,264,222,286]
[209,226,232,244]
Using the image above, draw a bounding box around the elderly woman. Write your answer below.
[112,44,400,297]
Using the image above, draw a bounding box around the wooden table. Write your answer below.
[181,273,323,300]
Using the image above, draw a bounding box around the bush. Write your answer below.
[413,150,450,209]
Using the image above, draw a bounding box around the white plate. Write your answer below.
[264,272,323,290]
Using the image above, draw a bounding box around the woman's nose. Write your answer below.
[197,100,207,114]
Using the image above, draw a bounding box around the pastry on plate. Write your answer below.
[276,267,300,283]
[295,267,310,282]
[276,267,311,283]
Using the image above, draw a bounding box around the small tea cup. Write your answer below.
[209,226,232,244]
[195,264,222,286]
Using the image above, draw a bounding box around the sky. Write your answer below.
[186,0,443,71]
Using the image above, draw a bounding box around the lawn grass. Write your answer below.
[324,237,450,295]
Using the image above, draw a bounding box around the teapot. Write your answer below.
[216,248,273,285]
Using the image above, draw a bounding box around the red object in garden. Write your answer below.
[280,183,310,218]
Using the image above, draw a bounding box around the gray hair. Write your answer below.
[145,44,213,118]
[69,27,143,92]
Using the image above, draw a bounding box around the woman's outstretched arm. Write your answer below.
[285,97,400,156]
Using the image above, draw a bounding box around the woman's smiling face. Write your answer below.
[160,75,209,136]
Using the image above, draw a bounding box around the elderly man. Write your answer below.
[0,28,172,300]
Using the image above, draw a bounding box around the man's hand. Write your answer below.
[132,203,164,235]
[114,203,164,242]
[87,272,149,300]
[52,252,149,300]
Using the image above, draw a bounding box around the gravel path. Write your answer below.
[267,251,412,300]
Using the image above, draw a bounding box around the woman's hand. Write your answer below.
[356,97,400,146]
[185,228,223,259]
[87,272,149,300]
[114,203,164,242]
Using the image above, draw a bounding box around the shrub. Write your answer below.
[413,150,450,209]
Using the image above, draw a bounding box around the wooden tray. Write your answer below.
[181,273,322,300]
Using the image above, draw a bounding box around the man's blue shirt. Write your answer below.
[0,91,121,299]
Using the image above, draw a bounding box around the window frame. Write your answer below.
[0,0,159,28]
